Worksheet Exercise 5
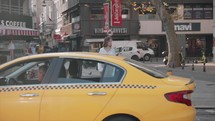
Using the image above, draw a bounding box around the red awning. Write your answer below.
[0,26,39,36]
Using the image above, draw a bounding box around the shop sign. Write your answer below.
[103,3,110,32]
[94,28,127,34]
[111,0,122,27]
[0,20,26,28]
[175,23,200,31]
[53,34,62,41]
[162,23,200,31]
[0,13,32,28]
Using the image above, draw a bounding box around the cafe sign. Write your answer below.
[0,20,26,28]
[95,28,127,34]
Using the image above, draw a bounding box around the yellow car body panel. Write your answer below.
[0,52,196,121]
[40,84,118,121]
[0,85,44,121]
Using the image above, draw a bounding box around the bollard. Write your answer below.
[181,60,185,70]
[187,58,189,64]
[150,58,152,63]
[156,57,158,62]
[192,61,194,71]
[182,63,184,70]
[203,62,206,72]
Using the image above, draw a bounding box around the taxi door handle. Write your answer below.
[88,92,107,96]
[20,93,39,97]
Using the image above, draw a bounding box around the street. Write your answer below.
[196,108,215,121]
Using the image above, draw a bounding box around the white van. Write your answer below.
[112,41,154,61]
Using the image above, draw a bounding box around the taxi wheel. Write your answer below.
[104,115,139,121]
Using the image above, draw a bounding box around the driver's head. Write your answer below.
[38,65,48,82]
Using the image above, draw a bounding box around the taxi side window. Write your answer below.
[101,64,124,83]
[56,59,124,84]
[0,59,52,86]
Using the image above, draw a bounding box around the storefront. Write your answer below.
[0,13,39,62]
[139,20,213,57]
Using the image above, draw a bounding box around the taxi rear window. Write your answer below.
[125,59,167,78]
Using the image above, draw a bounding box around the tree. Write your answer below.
[129,0,181,67]
[150,0,180,67]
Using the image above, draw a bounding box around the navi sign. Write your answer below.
[162,23,200,31]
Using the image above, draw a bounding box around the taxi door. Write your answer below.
[0,58,56,121]
[40,58,123,121]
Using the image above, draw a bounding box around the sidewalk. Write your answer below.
[144,61,215,108]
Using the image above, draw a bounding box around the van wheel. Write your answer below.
[131,55,139,61]
[144,54,151,61]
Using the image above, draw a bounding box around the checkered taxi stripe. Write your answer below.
[0,84,157,92]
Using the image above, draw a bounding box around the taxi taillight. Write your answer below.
[165,90,193,106]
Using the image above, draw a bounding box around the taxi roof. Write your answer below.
[0,52,125,68]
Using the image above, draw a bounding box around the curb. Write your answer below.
[195,106,215,109]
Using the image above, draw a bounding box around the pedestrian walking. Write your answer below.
[98,36,116,72]
[98,36,116,56]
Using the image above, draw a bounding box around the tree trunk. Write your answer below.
[151,0,180,67]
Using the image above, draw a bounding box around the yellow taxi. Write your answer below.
[0,52,196,121]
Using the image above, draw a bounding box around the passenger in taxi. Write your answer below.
[38,65,48,83]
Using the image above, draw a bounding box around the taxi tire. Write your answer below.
[104,115,139,121]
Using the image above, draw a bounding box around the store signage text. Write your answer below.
[0,20,26,28]
[95,28,127,34]
[111,0,122,26]
[162,23,200,31]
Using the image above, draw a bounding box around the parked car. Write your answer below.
[0,52,196,121]
[112,40,154,61]
[114,46,142,61]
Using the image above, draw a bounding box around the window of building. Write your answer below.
[91,7,104,20]
[1,0,9,12]
[184,4,193,19]
[122,8,129,19]
[203,4,213,19]
[184,4,213,19]
[71,16,80,23]
[193,4,203,19]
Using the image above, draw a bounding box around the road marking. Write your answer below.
[205,110,215,114]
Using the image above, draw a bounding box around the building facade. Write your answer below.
[139,0,213,57]
[61,0,140,52]
[0,0,39,62]
[33,0,213,57]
